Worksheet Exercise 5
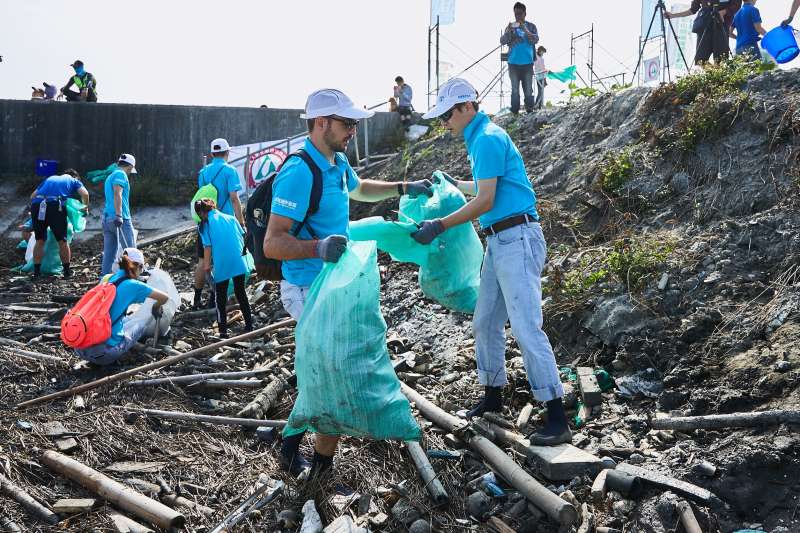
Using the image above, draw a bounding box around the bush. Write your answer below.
[597,148,634,195]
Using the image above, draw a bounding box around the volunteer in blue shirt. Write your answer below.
[76,248,169,365]
[413,78,571,446]
[192,138,244,310]
[732,0,766,60]
[500,2,539,114]
[264,88,433,478]
[102,153,138,276]
[29,169,89,279]
[195,198,253,338]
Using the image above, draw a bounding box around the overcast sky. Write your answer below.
[0,1,794,114]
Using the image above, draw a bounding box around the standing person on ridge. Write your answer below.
[500,2,539,115]
[101,154,138,276]
[192,138,244,310]
[195,198,254,339]
[264,88,433,479]
[412,78,571,446]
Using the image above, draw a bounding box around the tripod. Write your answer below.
[633,0,690,83]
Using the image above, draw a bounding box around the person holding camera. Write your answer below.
[500,2,539,115]
[666,0,741,65]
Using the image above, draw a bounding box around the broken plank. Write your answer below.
[126,407,287,429]
[0,344,67,365]
[0,474,59,525]
[237,377,288,419]
[577,367,602,407]
[52,498,96,514]
[55,437,79,453]
[105,462,165,474]
[616,463,719,505]
[109,510,155,533]
[128,369,272,387]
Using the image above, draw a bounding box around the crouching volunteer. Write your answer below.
[29,169,90,279]
[75,249,169,365]
[412,78,571,446]
[264,88,433,478]
[195,198,253,338]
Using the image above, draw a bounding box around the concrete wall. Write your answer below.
[0,99,401,180]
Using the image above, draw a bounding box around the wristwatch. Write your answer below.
[397,183,405,196]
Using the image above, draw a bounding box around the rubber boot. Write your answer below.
[466,386,503,419]
[280,432,311,477]
[527,397,572,446]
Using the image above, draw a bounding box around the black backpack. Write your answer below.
[245,149,322,280]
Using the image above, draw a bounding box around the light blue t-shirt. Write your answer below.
[464,112,538,228]
[103,169,131,219]
[270,138,360,287]
[35,175,83,200]
[503,22,537,65]
[197,158,242,217]
[733,3,761,50]
[106,271,152,347]
[199,210,249,283]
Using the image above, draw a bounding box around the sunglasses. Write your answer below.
[329,116,360,130]
[439,108,455,123]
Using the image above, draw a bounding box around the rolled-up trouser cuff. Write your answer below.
[530,382,564,403]
[477,368,508,387]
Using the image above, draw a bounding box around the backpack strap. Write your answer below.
[109,275,130,326]
[201,165,229,211]
[277,149,323,239]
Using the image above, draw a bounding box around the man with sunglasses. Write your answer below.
[412,78,571,446]
[264,88,433,479]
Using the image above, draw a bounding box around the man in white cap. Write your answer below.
[264,88,433,478]
[191,138,244,310]
[102,153,138,276]
[412,78,571,446]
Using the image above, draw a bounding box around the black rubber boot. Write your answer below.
[309,450,334,478]
[527,398,572,446]
[466,386,503,419]
[280,432,311,477]
[192,288,203,310]
[62,264,72,278]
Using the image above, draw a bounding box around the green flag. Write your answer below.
[547,65,577,83]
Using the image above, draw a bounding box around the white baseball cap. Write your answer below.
[122,247,145,265]
[300,88,374,120]
[210,138,230,153]
[118,153,137,174]
[422,78,478,120]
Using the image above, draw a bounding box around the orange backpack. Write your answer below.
[61,276,128,349]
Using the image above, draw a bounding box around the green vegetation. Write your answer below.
[597,147,634,195]
[568,82,599,101]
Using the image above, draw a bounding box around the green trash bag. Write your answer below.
[283,241,421,441]
[86,163,118,184]
[15,199,87,275]
[399,171,484,313]
[349,217,428,265]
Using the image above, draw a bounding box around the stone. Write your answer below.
[255,426,276,443]
[323,515,367,533]
[526,443,602,481]
[391,499,420,525]
[670,171,690,194]
[628,453,645,465]
[466,491,491,519]
[591,469,609,504]
[55,437,79,453]
[408,519,431,533]
[368,513,389,527]
[577,367,602,407]
[52,498,96,513]
[775,360,792,372]
[612,499,636,517]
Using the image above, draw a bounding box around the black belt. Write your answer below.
[481,213,537,237]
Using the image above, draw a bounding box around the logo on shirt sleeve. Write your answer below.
[274,197,297,211]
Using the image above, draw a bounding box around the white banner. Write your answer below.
[228,136,308,194]
[430,0,455,26]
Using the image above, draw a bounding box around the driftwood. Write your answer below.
[0,474,59,525]
[650,410,800,431]
[677,501,702,533]
[405,441,449,507]
[185,379,264,389]
[237,377,288,418]
[126,407,287,429]
[18,325,61,333]
[177,304,239,320]
[0,516,22,532]
[129,369,272,387]
[515,403,534,430]
[209,480,284,533]
[108,510,154,533]
[616,463,718,504]
[40,451,184,529]
[16,318,295,408]
[136,224,196,247]
[0,345,67,365]
[124,478,214,516]
[400,383,578,526]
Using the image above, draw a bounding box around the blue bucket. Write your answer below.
[35,159,59,177]
[761,25,799,64]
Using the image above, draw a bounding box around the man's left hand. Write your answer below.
[404,179,434,198]
[151,304,163,319]
[411,219,445,244]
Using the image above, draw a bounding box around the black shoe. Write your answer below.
[280,451,311,477]
[307,450,334,481]
[466,386,503,419]
[62,268,72,279]
[527,398,572,446]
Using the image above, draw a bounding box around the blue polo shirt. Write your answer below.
[503,22,537,65]
[464,112,537,229]
[270,138,360,287]
[198,158,242,217]
[199,210,249,283]
[106,271,153,347]
[34,175,83,200]
[103,169,131,219]
[733,3,761,50]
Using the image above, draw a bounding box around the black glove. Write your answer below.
[316,235,348,263]
[151,304,163,319]
[404,179,434,198]
[411,219,445,245]
[114,215,123,228]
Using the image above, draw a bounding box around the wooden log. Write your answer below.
[16,318,295,408]
[516,403,534,430]
[40,451,184,529]
[650,410,800,431]
[176,304,239,320]
[129,369,272,387]
[487,516,516,533]
[108,510,154,533]
[0,345,67,365]
[237,377,288,419]
[185,379,264,389]
[4,305,63,314]
[400,383,577,526]
[405,441,449,507]
[128,407,287,429]
[616,463,719,505]
[0,474,59,525]
[123,478,214,516]
[677,501,702,533]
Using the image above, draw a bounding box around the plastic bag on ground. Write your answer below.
[125,268,180,338]
[283,241,420,441]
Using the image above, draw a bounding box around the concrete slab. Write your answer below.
[526,443,602,481]
[55,437,79,453]
[577,367,602,407]
[52,498,96,513]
